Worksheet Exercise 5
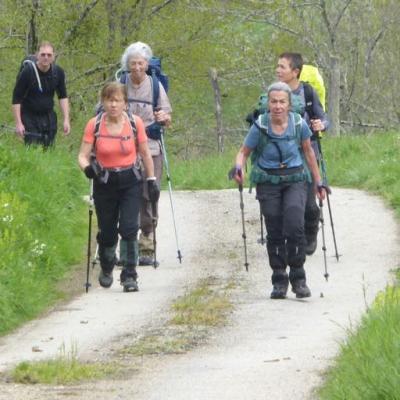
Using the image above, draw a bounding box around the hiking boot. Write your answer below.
[291,280,311,298]
[270,284,288,299]
[98,270,113,288]
[122,277,139,292]
[139,255,159,267]
[305,237,318,256]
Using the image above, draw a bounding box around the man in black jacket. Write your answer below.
[12,41,70,147]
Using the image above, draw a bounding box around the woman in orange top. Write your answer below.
[78,82,159,292]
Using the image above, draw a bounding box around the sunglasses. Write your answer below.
[39,53,53,57]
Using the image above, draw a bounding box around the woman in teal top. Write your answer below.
[233,82,327,299]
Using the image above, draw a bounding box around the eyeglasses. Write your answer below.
[39,53,53,57]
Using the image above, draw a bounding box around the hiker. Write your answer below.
[12,41,70,147]
[78,82,159,292]
[120,41,172,266]
[276,52,329,256]
[233,82,326,299]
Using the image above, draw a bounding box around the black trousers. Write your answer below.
[22,109,57,147]
[93,169,143,247]
[256,181,307,273]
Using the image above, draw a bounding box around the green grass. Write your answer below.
[171,279,233,326]
[0,133,87,335]
[11,346,116,385]
[319,132,400,216]
[318,288,400,399]
[163,147,238,190]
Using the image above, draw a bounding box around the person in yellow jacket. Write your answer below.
[276,52,329,256]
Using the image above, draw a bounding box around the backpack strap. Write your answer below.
[302,82,315,120]
[150,75,160,110]
[92,112,139,153]
[126,112,139,150]
[119,71,160,110]
[22,60,43,93]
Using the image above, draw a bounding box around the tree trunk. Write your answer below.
[327,55,341,136]
[27,0,40,54]
[209,67,224,152]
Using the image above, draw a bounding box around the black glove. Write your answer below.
[317,181,332,195]
[84,165,96,179]
[147,179,160,203]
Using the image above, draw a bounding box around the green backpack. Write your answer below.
[249,112,311,186]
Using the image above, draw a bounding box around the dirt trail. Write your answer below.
[0,188,398,399]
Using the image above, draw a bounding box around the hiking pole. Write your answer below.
[228,167,249,272]
[319,198,329,281]
[316,133,340,261]
[159,133,183,264]
[85,179,94,293]
[151,201,158,269]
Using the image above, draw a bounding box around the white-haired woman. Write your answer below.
[233,82,327,299]
[120,41,172,266]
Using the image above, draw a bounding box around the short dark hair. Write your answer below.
[279,52,303,78]
[37,41,55,52]
[100,82,128,103]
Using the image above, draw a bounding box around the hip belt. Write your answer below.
[259,165,304,176]
[105,164,136,173]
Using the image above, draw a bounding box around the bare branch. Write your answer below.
[150,0,176,16]
[332,0,352,33]
[67,63,119,84]
[63,0,100,45]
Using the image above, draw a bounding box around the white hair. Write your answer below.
[267,81,292,105]
[120,41,153,71]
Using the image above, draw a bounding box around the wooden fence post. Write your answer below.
[209,67,224,152]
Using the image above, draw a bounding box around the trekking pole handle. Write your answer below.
[154,107,167,127]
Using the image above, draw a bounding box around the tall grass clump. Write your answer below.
[318,287,400,399]
[0,134,87,335]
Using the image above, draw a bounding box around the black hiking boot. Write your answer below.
[291,280,311,298]
[139,255,159,267]
[98,270,113,288]
[122,277,139,292]
[270,284,288,299]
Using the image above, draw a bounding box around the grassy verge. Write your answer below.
[0,134,88,335]
[318,287,400,399]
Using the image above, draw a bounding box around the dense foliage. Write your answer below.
[1,0,399,156]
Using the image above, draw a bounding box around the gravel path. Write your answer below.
[0,188,398,399]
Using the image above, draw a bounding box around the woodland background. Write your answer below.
[0,0,399,157]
